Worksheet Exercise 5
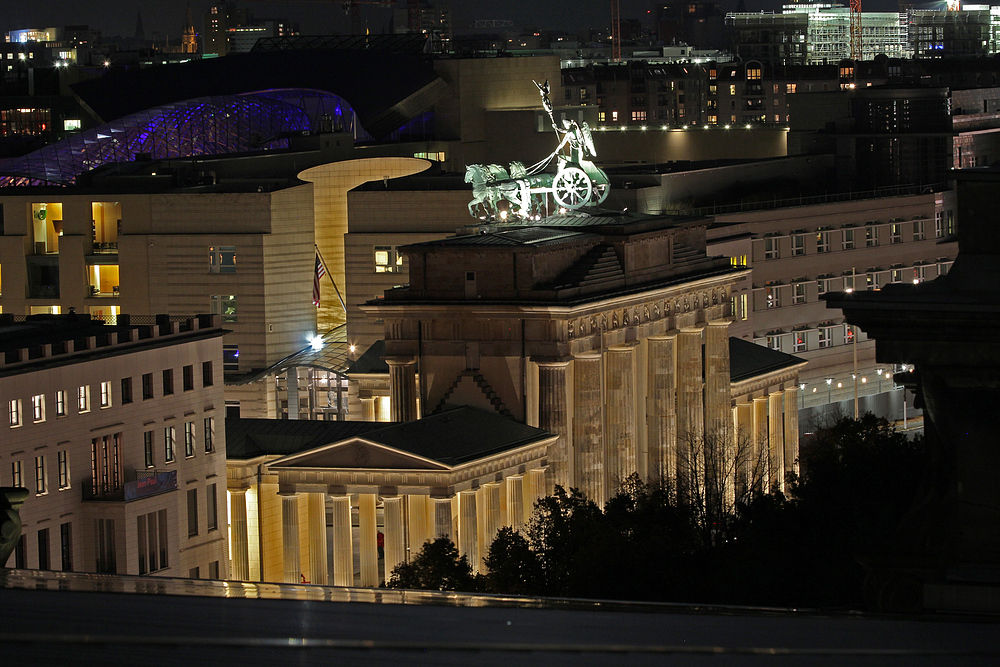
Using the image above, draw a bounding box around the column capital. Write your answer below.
[278,490,299,498]
[532,356,572,367]
[229,487,248,496]
[607,341,639,351]
[384,355,416,367]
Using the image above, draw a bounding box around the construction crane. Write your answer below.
[611,0,621,62]
[237,0,396,35]
[850,0,862,61]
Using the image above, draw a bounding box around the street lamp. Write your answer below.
[825,377,833,403]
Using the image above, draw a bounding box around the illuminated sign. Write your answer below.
[124,470,177,501]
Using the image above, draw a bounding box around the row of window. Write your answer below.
[7,362,214,428]
[759,213,954,260]
[144,417,216,467]
[757,323,857,355]
[8,451,70,496]
[8,522,73,572]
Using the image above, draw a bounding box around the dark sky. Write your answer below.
[4,0,914,41]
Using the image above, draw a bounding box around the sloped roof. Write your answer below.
[346,339,388,375]
[226,418,387,460]
[729,336,806,383]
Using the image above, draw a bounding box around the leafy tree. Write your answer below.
[385,536,478,592]
[482,527,543,595]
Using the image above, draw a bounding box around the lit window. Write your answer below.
[8,399,22,427]
[374,247,402,273]
[631,110,646,121]
[184,421,195,458]
[890,224,902,244]
[818,327,832,349]
[57,450,70,490]
[223,346,240,372]
[793,334,806,353]
[845,324,855,343]
[32,394,45,422]
[35,455,47,495]
[164,426,175,463]
[611,110,619,122]
[767,335,782,350]
[866,226,878,247]
[792,283,806,304]
[209,246,236,273]
[739,293,748,321]
[765,286,780,309]
[204,417,215,453]
[77,385,90,413]
[816,231,829,253]
[100,381,112,408]
[786,83,797,94]
[210,294,237,322]
[55,390,66,417]
[11,461,23,487]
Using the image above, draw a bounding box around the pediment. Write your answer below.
[270,438,449,471]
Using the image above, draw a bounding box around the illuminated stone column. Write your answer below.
[386,357,418,422]
[526,468,547,510]
[751,397,769,493]
[734,402,754,497]
[330,494,354,587]
[382,496,405,581]
[647,335,677,485]
[605,344,637,498]
[306,492,328,585]
[768,391,786,492]
[458,490,479,572]
[360,397,376,422]
[407,495,430,555]
[482,483,502,554]
[286,368,300,419]
[675,327,704,495]
[505,475,525,531]
[280,492,300,584]
[536,359,572,492]
[432,497,453,540]
[784,387,799,478]
[228,489,250,581]
[704,321,733,506]
[358,493,378,587]
[573,352,605,506]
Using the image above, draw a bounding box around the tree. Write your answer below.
[385,536,478,592]
[482,527,543,595]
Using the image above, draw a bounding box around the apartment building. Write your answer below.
[0,313,228,578]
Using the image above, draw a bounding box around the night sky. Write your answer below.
[6,0,924,41]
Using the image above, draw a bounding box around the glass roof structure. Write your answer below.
[0,89,363,187]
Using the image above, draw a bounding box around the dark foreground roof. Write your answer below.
[228,406,551,466]
[226,418,387,459]
[729,337,806,383]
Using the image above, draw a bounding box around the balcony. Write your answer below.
[84,469,177,502]
[91,241,119,255]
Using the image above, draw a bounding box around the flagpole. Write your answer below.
[315,244,347,313]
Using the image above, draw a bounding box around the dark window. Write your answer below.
[121,377,133,404]
[187,488,199,537]
[183,365,194,391]
[60,522,72,571]
[37,528,50,570]
[202,361,213,387]
[142,373,153,399]
[207,483,218,531]
[143,431,154,468]
[162,369,174,396]
[15,534,26,568]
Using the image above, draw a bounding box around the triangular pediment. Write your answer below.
[270,437,450,471]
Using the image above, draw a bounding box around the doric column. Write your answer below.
[358,493,378,587]
[536,359,572,492]
[330,494,354,587]
[751,397,769,494]
[573,353,605,506]
[407,495,430,555]
[704,321,733,507]
[386,357,418,422]
[482,483,502,554]
[768,391,786,492]
[734,402,754,498]
[360,396,376,422]
[605,344,637,498]
[784,387,799,478]
[382,496,405,581]
[286,368,300,419]
[647,335,677,485]
[432,497,453,540]
[280,492,300,584]
[526,468,546,510]
[457,490,479,572]
[675,327,704,495]
[229,489,250,581]
[307,492,328,585]
[505,475,525,531]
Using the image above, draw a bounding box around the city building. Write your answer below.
[0,313,229,578]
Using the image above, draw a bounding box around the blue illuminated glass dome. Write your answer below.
[0,89,360,187]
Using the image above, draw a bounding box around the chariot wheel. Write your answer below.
[552,167,593,209]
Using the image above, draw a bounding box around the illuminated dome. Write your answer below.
[0,89,359,187]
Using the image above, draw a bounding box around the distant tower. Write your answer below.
[182,2,199,53]
[135,10,145,40]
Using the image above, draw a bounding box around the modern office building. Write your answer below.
[0,313,229,578]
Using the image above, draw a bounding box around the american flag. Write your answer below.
[313,251,326,307]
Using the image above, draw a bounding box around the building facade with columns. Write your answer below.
[362,213,803,506]
[226,408,553,583]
